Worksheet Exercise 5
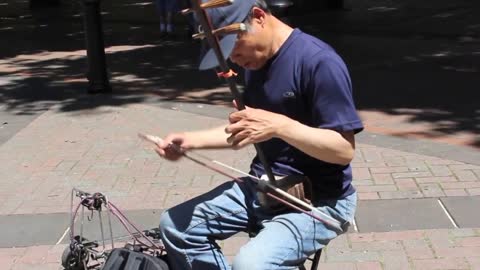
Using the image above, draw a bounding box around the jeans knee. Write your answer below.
[159,211,177,239]
[232,247,271,270]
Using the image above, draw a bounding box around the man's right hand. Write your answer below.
[155,133,193,161]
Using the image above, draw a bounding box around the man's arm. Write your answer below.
[225,108,355,166]
[185,125,232,149]
[277,120,355,166]
[155,124,231,161]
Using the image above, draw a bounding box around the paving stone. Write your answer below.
[353,180,375,186]
[16,245,50,264]
[0,214,68,248]
[357,192,380,200]
[356,261,383,270]
[451,228,478,238]
[392,171,432,178]
[466,257,480,270]
[440,182,480,189]
[443,189,468,197]
[440,196,480,228]
[419,183,446,197]
[353,168,372,180]
[434,246,480,258]
[453,170,478,181]
[395,178,418,191]
[356,185,398,193]
[412,258,470,270]
[355,199,454,233]
[467,188,480,196]
[370,167,410,174]
[382,250,410,270]
[402,239,435,259]
[350,240,403,252]
[415,176,457,183]
[316,262,356,270]
[372,174,394,185]
[326,249,381,262]
[378,190,423,199]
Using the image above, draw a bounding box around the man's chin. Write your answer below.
[243,63,263,70]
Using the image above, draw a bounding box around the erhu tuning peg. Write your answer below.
[191,22,246,40]
[182,0,233,15]
[214,22,246,36]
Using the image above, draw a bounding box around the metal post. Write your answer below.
[82,0,112,94]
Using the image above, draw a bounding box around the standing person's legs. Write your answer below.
[165,0,177,34]
[232,192,357,270]
[154,0,166,33]
[159,180,256,270]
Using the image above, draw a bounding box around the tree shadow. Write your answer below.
[0,0,240,117]
[286,0,480,148]
[0,0,478,148]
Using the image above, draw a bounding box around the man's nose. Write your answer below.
[229,47,241,64]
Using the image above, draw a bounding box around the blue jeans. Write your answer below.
[159,179,357,270]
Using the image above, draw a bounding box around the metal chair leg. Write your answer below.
[310,249,322,270]
[299,249,322,270]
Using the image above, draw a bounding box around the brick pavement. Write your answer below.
[0,103,478,269]
[0,104,478,216]
[1,0,479,269]
[2,228,480,269]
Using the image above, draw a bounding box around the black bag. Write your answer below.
[102,248,169,270]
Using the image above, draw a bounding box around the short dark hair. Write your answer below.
[243,0,271,30]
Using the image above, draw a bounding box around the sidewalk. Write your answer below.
[0,0,479,269]
[2,228,480,270]
[0,103,479,269]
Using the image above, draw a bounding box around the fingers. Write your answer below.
[155,144,183,161]
[228,109,250,124]
[225,120,246,134]
[227,130,252,149]
[162,134,179,146]
[153,133,187,161]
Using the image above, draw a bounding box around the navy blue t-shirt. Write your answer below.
[243,29,363,200]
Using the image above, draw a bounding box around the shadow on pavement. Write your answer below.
[0,0,478,147]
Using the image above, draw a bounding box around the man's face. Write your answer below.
[229,9,270,70]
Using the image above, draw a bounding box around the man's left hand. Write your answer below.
[225,106,293,149]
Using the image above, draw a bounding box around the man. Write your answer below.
[156,0,363,269]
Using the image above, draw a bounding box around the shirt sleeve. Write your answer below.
[304,52,364,134]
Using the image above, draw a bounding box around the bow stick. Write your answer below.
[138,133,344,230]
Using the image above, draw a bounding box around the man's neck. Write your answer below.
[269,17,294,58]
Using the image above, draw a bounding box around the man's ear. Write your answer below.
[251,7,267,26]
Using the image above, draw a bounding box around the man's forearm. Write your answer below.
[276,120,355,166]
[187,125,231,149]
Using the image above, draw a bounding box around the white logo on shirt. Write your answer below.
[283,91,296,98]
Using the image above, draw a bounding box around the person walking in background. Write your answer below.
[154,0,177,36]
